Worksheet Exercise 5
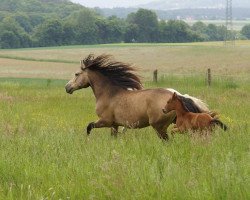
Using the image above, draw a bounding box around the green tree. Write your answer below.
[157,20,167,42]
[96,16,125,43]
[62,21,77,45]
[159,20,203,43]
[124,23,139,43]
[206,24,227,41]
[0,30,19,48]
[28,14,45,27]
[33,19,63,46]
[241,24,250,39]
[192,21,209,41]
[127,9,159,42]
[67,9,99,44]
[0,16,32,48]
[13,13,33,33]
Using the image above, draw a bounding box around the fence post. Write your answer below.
[207,68,211,86]
[153,69,158,83]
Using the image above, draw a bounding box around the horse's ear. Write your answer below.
[80,60,84,67]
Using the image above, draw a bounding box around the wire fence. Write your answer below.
[151,69,250,85]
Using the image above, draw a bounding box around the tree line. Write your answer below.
[0,0,250,49]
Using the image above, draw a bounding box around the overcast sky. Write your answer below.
[70,0,154,8]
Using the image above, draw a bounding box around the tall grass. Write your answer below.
[0,77,249,199]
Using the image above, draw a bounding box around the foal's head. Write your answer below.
[162,92,183,114]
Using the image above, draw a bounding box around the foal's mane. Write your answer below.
[178,95,203,113]
[82,54,143,90]
[176,95,191,112]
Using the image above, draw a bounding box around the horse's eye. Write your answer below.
[75,73,79,76]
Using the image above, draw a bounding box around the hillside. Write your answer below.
[0,0,85,16]
[98,7,250,20]
[0,0,246,49]
[138,0,250,10]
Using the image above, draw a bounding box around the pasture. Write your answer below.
[0,42,249,199]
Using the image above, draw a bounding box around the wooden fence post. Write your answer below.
[153,69,158,83]
[207,68,211,86]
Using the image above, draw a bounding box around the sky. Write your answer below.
[70,0,154,8]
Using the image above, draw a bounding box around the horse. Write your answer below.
[65,54,211,140]
[162,92,228,134]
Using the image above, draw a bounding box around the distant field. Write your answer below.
[184,20,250,30]
[0,41,250,81]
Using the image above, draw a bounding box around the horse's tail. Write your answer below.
[210,119,228,131]
[166,88,210,114]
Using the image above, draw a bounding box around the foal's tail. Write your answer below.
[210,119,228,131]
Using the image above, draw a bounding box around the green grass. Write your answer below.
[0,77,249,199]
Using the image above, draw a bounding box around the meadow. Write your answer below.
[0,42,249,199]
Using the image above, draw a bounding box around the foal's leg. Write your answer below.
[171,127,180,137]
[87,119,112,135]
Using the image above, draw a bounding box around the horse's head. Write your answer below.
[65,61,90,94]
[162,92,178,114]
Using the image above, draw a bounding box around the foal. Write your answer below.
[162,92,227,133]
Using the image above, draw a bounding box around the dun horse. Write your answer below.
[162,92,228,134]
[65,54,210,140]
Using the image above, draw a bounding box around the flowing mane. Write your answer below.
[177,95,202,113]
[82,54,143,90]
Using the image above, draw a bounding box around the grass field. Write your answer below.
[1,41,250,80]
[0,42,250,199]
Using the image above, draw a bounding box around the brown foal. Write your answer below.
[162,92,227,134]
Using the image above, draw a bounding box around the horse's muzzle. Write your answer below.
[65,84,74,94]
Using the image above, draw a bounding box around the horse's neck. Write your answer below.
[88,71,120,100]
[175,100,188,117]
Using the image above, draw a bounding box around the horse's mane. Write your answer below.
[82,54,143,90]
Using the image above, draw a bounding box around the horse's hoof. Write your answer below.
[87,122,94,135]
[162,134,169,141]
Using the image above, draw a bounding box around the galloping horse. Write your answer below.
[162,92,227,133]
[65,54,210,140]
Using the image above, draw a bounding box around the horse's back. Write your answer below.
[111,88,174,128]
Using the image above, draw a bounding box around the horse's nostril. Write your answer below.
[65,84,73,94]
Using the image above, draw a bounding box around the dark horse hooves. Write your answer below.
[87,122,95,135]
[161,134,169,141]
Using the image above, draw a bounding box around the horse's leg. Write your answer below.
[87,119,112,135]
[121,127,127,134]
[151,115,176,140]
[111,125,118,137]
[151,124,169,140]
